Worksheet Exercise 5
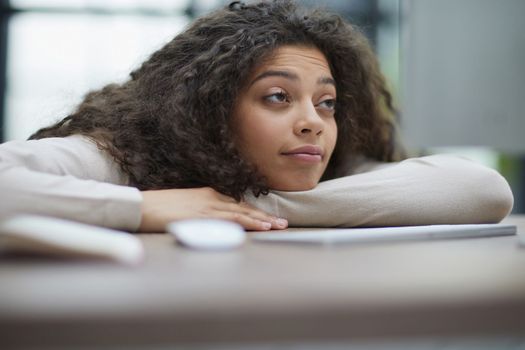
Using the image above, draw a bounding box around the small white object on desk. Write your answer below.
[518,230,525,247]
[167,219,245,250]
[0,215,144,265]
[252,224,517,245]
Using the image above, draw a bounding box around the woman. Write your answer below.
[0,0,513,232]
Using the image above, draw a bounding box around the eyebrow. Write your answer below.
[317,76,336,86]
[250,70,336,87]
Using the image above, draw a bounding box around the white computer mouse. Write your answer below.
[167,219,245,250]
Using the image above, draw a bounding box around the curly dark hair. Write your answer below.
[30,0,404,200]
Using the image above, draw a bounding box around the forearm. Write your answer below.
[0,136,142,231]
[247,155,514,227]
[0,163,142,231]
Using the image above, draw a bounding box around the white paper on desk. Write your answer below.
[252,224,517,245]
[0,215,144,265]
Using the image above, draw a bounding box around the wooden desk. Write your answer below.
[1,216,525,348]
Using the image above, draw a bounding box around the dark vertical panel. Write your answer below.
[512,155,525,214]
[0,0,9,143]
[498,153,523,213]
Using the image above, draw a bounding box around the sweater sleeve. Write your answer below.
[0,135,142,231]
[246,155,514,227]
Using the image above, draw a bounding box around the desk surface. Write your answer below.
[1,216,525,348]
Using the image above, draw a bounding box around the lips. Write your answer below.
[281,145,324,163]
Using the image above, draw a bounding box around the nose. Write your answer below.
[293,101,324,137]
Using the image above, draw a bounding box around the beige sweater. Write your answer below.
[0,135,514,231]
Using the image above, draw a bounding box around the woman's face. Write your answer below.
[232,45,338,191]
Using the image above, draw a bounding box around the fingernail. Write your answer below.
[261,221,272,230]
[276,218,288,228]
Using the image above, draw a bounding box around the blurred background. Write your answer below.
[0,0,523,212]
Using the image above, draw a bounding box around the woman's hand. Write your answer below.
[138,187,288,232]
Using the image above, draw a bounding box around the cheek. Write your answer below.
[239,108,286,143]
[326,119,338,153]
[247,121,273,142]
[234,108,284,159]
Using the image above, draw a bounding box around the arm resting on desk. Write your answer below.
[0,136,142,231]
[247,155,514,227]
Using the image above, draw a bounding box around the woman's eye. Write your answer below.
[318,99,336,111]
[264,91,289,104]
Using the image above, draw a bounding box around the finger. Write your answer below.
[238,202,288,229]
[214,211,273,231]
[218,202,288,229]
